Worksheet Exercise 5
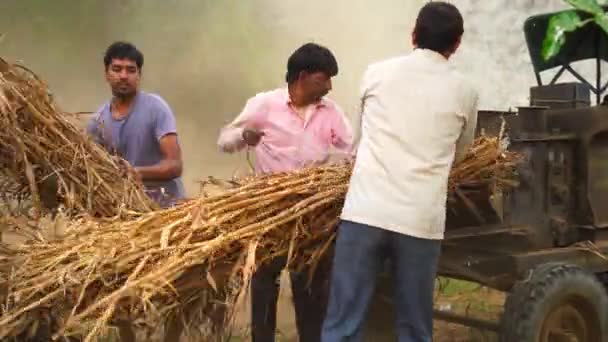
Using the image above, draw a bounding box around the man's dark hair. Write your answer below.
[413,2,464,54]
[103,41,144,70]
[285,43,338,83]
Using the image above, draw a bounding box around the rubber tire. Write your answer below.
[500,262,608,342]
[598,272,608,289]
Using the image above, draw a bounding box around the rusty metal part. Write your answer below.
[539,297,600,341]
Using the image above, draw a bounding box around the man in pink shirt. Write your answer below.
[218,43,353,342]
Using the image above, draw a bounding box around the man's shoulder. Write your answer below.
[365,55,408,74]
[447,69,478,99]
[242,88,287,110]
[140,92,171,108]
[138,92,175,119]
[86,102,108,134]
[359,56,413,87]
[94,100,109,115]
[89,102,109,123]
[319,96,344,114]
[249,88,285,102]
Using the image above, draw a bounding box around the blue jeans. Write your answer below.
[321,220,441,342]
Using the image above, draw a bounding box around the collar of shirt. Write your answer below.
[109,90,142,121]
[280,87,328,108]
[411,48,449,65]
[280,87,328,125]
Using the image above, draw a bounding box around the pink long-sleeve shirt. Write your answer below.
[218,88,354,174]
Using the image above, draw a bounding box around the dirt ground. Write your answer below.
[227,274,504,342]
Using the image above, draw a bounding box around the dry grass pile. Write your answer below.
[0,58,155,217]
[0,136,522,341]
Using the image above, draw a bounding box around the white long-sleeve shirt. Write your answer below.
[341,48,479,240]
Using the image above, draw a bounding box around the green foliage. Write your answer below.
[542,11,587,61]
[542,0,608,60]
[566,0,604,13]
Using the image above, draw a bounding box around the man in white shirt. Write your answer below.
[321,2,478,341]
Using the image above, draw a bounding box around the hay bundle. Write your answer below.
[0,58,155,217]
[0,136,522,341]
[449,135,518,191]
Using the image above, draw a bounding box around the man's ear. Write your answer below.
[450,35,462,55]
[442,35,463,59]
[453,35,462,51]
[298,70,307,82]
[411,31,418,48]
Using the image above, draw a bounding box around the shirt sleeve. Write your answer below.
[454,89,479,163]
[352,64,378,151]
[152,96,178,141]
[86,106,105,144]
[86,115,98,138]
[329,103,355,156]
[217,94,267,153]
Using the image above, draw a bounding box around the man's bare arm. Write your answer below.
[134,134,183,181]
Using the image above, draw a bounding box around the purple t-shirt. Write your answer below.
[87,91,185,207]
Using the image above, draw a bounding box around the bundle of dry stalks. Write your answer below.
[0,58,155,217]
[0,136,522,341]
[449,136,518,192]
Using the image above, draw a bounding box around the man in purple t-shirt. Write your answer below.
[87,42,185,208]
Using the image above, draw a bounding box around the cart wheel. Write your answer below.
[597,272,608,288]
[500,263,608,342]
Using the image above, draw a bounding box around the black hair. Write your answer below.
[285,43,338,83]
[413,2,464,54]
[103,41,144,70]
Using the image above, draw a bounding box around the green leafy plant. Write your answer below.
[542,0,608,60]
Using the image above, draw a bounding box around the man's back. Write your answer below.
[342,48,478,240]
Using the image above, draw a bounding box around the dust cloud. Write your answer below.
[1,0,585,196]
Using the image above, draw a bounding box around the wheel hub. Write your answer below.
[539,297,600,342]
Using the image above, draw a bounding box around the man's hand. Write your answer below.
[242,128,264,147]
[122,162,142,182]
[130,167,143,182]
[113,157,142,182]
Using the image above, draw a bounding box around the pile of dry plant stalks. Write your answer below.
[0,57,155,218]
[0,136,522,341]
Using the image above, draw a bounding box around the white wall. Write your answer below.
[451,0,570,110]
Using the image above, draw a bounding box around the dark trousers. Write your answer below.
[251,255,330,342]
[321,220,441,342]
